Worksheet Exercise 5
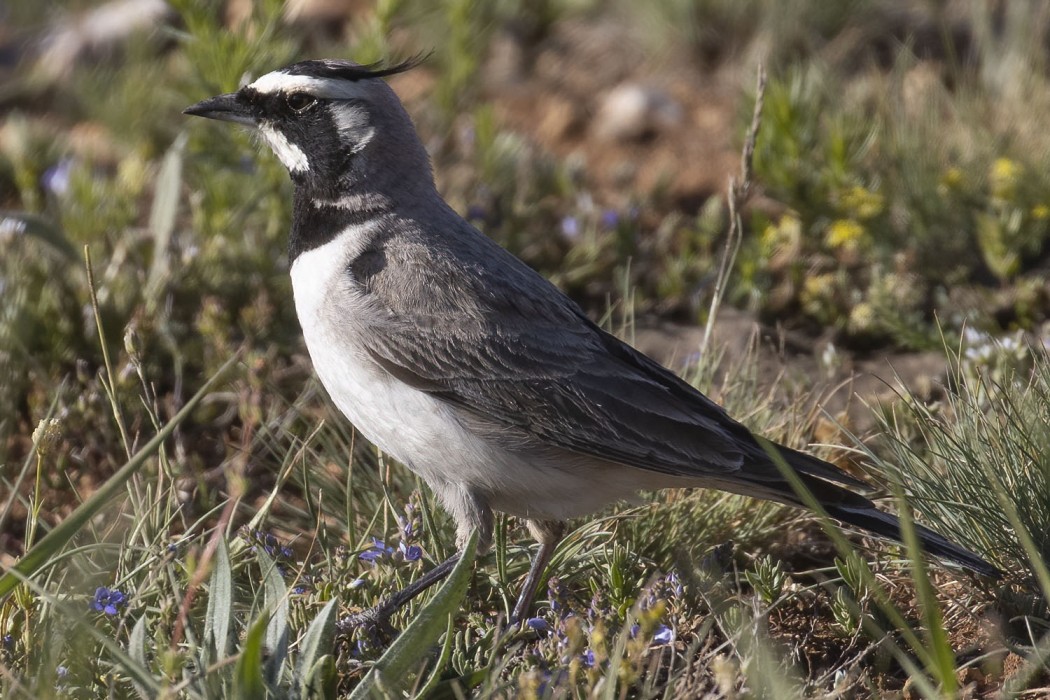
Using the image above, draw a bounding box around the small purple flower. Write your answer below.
[349,577,367,589]
[249,531,295,559]
[560,215,581,241]
[526,617,550,634]
[547,577,568,614]
[397,505,416,541]
[536,670,554,696]
[359,538,394,563]
[652,624,674,645]
[398,541,423,562]
[581,649,595,668]
[600,209,620,229]
[1,634,12,648]
[56,665,68,678]
[292,585,309,595]
[41,158,75,197]
[587,593,602,619]
[91,587,126,616]
[665,571,683,598]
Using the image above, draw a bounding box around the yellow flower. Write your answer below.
[839,186,884,219]
[761,212,801,255]
[990,157,1021,201]
[940,167,964,190]
[801,274,838,318]
[848,302,876,334]
[803,274,835,298]
[825,219,866,250]
[1032,204,1050,220]
[939,167,965,197]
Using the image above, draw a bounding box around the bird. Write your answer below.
[184,58,1000,628]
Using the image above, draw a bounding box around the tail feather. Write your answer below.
[823,502,1002,579]
[760,441,1002,579]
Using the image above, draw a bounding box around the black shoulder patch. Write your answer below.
[349,246,387,288]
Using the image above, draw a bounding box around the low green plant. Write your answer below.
[864,338,1050,582]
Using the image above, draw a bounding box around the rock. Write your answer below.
[593,82,683,142]
[37,0,174,79]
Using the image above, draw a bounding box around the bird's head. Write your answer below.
[184,58,432,201]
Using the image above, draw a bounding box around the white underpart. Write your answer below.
[249,71,369,100]
[259,124,309,172]
[290,228,497,492]
[290,227,676,526]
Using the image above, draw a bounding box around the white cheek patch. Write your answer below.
[259,124,309,172]
[331,104,375,154]
[249,71,368,100]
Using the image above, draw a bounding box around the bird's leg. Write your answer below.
[337,552,460,637]
[340,487,493,639]
[512,520,566,624]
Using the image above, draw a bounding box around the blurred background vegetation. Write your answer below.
[1,0,1049,697]
[4,0,1050,446]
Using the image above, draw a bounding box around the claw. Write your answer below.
[333,552,463,647]
[337,606,399,642]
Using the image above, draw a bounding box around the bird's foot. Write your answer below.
[336,606,398,643]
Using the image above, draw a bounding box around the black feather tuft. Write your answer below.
[282,54,430,82]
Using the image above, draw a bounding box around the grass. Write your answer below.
[2,0,1049,696]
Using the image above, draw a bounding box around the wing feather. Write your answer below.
[364,314,751,477]
[354,226,867,492]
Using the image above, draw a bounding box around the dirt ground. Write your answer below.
[479,17,744,212]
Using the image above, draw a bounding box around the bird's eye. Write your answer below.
[286,92,316,113]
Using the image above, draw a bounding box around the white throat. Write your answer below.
[259,124,309,173]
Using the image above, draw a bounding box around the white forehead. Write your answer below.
[248,71,368,99]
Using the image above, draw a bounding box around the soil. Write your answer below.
[478,17,743,213]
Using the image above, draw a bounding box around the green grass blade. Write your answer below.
[234,612,270,700]
[413,612,457,699]
[129,614,152,700]
[896,492,956,695]
[0,354,238,599]
[976,451,1050,601]
[145,133,187,308]
[296,598,337,690]
[258,550,289,685]
[205,537,234,662]
[303,655,337,699]
[350,530,479,699]
[601,613,631,700]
